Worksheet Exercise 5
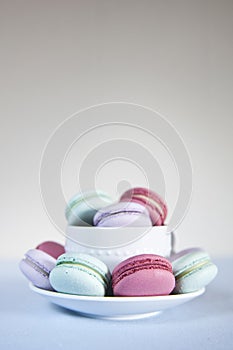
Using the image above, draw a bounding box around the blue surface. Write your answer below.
[1,258,232,350]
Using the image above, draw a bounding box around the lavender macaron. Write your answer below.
[19,249,56,290]
[93,201,152,227]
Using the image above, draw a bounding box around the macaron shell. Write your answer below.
[49,265,106,296]
[113,269,175,296]
[57,253,111,282]
[19,249,56,290]
[67,205,98,226]
[173,262,218,294]
[112,253,172,276]
[93,201,152,227]
[36,241,65,259]
[95,211,152,227]
[66,190,111,213]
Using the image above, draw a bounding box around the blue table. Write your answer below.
[1,258,232,350]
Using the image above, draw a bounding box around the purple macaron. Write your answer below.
[19,249,56,290]
[93,201,152,227]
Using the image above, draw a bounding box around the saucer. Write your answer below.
[29,283,205,320]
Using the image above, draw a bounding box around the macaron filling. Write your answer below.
[23,254,50,277]
[174,258,212,281]
[173,254,211,276]
[130,194,164,215]
[56,260,110,288]
[112,259,172,288]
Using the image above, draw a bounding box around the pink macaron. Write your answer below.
[36,241,65,259]
[120,187,167,226]
[112,254,175,296]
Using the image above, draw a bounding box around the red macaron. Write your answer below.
[120,187,167,226]
[112,254,175,296]
[36,241,65,259]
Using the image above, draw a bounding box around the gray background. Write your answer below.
[1,0,232,259]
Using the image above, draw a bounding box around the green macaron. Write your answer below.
[49,253,111,296]
[171,248,218,294]
[65,190,112,226]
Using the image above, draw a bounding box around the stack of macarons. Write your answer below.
[65,187,168,227]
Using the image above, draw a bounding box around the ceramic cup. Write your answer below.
[65,226,172,272]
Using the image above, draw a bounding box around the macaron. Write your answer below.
[170,248,218,294]
[120,187,167,226]
[49,253,111,296]
[112,254,175,296]
[19,249,56,290]
[93,201,152,227]
[65,190,112,226]
[36,241,65,259]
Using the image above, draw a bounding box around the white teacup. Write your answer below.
[65,226,172,272]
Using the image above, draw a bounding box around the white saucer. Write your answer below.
[29,283,205,320]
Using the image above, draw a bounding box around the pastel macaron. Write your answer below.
[65,190,112,226]
[112,254,175,296]
[36,241,65,259]
[170,248,218,294]
[19,249,56,290]
[120,187,167,226]
[93,201,152,227]
[49,253,111,296]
